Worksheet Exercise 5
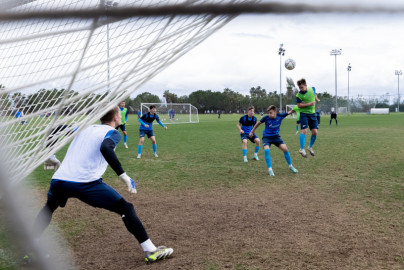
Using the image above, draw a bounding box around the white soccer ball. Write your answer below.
[284,58,296,70]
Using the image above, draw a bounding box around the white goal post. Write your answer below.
[337,107,348,114]
[141,103,199,124]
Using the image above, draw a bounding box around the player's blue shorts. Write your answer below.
[240,133,258,143]
[47,179,123,209]
[262,135,285,147]
[300,113,319,130]
[116,124,126,132]
[139,129,154,138]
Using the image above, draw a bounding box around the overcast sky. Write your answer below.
[140,1,404,101]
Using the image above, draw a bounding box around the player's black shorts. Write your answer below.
[116,124,126,132]
[300,113,319,130]
[240,133,258,143]
[331,114,337,119]
[262,135,285,147]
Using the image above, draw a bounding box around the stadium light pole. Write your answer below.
[347,63,351,115]
[278,44,286,112]
[330,49,342,113]
[105,1,119,93]
[395,70,402,112]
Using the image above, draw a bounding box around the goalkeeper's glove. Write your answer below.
[119,172,137,194]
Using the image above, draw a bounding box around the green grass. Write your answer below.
[2,112,404,268]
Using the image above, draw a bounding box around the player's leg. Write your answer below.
[253,136,260,161]
[78,180,173,264]
[150,135,158,157]
[137,133,145,159]
[278,143,298,173]
[299,114,308,158]
[262,138,274,176]
[241,138,248,162]
[307,115,318,156]
[295,121,299,134]
[122,129,128,148]
[336,118,338,126]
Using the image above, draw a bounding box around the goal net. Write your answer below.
[286,104,297,119]
[141,103,199,124]
[337,107,348,114]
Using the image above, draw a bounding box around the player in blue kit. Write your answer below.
[29,106,173,265]
[237,106,260,162]
[250,105,298,177]
[137,105,167,159]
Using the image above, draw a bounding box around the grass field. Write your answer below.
[2,112,404,269]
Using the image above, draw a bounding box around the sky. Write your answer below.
[139,1,404,102]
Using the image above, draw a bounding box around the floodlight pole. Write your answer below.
[105,1,119,93]
[278,44,285,112]
[330,49,342,112]
[347,63,351,115]
[395,70,402,112]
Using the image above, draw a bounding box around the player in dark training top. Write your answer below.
[250,105,298,176]
[137,105,167,159]
[237,106,260,162]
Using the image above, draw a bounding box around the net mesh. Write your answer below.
[0,0,252,185]
[141,103,199,124]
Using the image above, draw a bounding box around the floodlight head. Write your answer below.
[395,70,402,75]
[347,63,351,71]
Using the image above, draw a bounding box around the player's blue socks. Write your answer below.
[299,133,306,149]
[296,125,299,132]
[264,149,271,168]
[284,151,292,166]
[309,135,317,148]
[124,135,127,143]
[138,145,143,155]
[152,144,157,154]
[254,146,259,154]
[242,149,247,157]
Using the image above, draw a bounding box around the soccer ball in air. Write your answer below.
[284,58,296,70]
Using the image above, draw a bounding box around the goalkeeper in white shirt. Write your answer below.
[30,106,173,265]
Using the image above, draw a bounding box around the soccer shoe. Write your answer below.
[289,166,298,173]
[253,155,259,161]
[299,149,307,158]
[144,246,173,264]
[243,156,248,163]
[137,154,141,159]
[268,168,275,176]
[154,153,159,158]
[295,130,299,135]
[124,143,128,149]
[307,147,315,156]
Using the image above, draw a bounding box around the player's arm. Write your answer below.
[157,117,167,130]
[138,118,149,128]
[100,131,136,193]
[249,121,262,137]
[237,122,244,134]
[125,110,128,124]
[315,95,320,103]
[297,97,314,108]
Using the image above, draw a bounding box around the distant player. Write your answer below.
[117,101,129,148]
[137,105,167,158]
[330,110,338,126]
[296,78,320,158]
[171,109,175,120]
[250,105,298,176]
[315,106,321,126]
[29,106,173,265]
[15,109,27,124]
[237,106,260,162]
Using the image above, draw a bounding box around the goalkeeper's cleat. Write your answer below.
[289,166,298,173]
[299,149,307,158]
[153,153,159,158]
[243,156,248,163]
[137,154,141,159]
[144,246,173,264]
[253,155,259,161]
[268,168,275,177]
[124,143,128,149]
[307,147,315,156]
